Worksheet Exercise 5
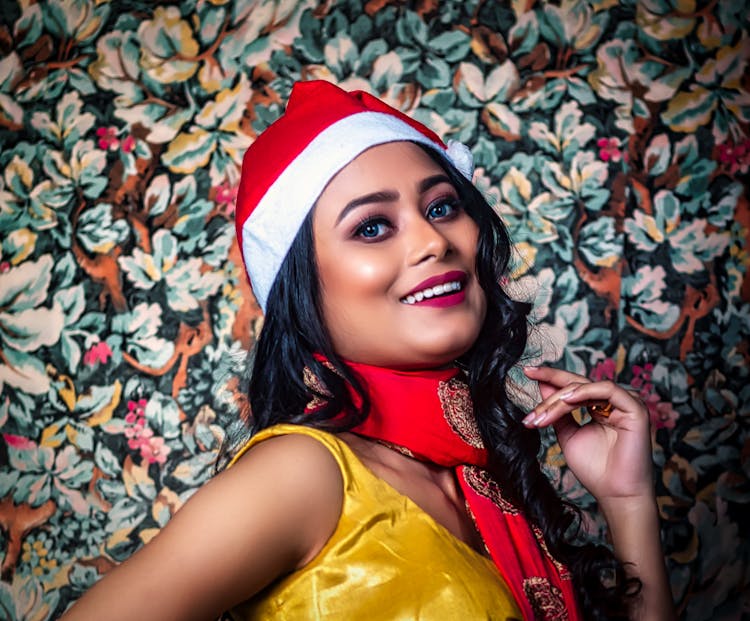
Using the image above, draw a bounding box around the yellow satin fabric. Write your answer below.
[227,424,521,620]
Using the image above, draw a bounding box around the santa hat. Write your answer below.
[235,80,474,311]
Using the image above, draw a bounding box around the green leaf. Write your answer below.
[111,303,175,369]
[0,93,23,128]
[359,38,388,71]
[371,51,405,90]
[623,265,680,330]
[162,128,216,174]
[417,57,451,88]
[396,10,429,46]
[567,77,596,105]
[555,301,589,342]
[145,393,182,440]
[644,134,671,176]
[76,203,130,254]
[137,6,199,84]
[1,305,64,351]
[165,259,223,312]
[95,443,122,477]
[482,102,521,140]
[429,30,471,62]
[662,87,717,133]
[323,32,359,77]
[579,217,621,268]
[508,12,539,56]
[119,249,160,290]
[13,5,43,48]
[169,452,216,487]
[144,174,171,217]
[173,199,213,238]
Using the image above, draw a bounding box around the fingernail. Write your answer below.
[560,390,575,400]
[533,411,548,426]
[522,412,536,426]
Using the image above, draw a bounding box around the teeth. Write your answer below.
[401,281,462,304]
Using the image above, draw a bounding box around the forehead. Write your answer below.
[317,142,447,202]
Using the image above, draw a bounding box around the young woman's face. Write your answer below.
[312,142,487,369]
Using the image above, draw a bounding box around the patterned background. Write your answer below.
[0,1,748,619]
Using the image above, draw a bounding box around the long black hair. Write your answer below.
[235,143,639,619]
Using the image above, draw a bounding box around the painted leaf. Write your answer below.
[662,87,718,132]
[137,6,200,84]
[162,128,216,174]
[76,203,129,254]
[481,102,521,140]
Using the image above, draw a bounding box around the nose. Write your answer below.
[405,216,452,265]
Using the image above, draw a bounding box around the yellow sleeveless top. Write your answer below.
[226,424,521,620]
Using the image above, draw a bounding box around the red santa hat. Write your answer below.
[235,80,474,311]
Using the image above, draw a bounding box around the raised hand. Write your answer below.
[521,365,654,504]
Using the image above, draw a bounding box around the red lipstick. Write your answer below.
[401,270,468,308]
[404,270,467,297]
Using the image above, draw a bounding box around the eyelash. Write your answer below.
[353,197,462,241]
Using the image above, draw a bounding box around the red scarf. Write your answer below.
[310,361,582,621]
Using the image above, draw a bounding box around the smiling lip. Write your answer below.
[400,270,468,308]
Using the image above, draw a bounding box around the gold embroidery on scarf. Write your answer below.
[531,525,571,579]
[523,577,568,620]
[463,466,519,515]
[376,439,415,458]
[303,365,332,412]
[437,377,484,448]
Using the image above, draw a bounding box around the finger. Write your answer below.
[560,381,646,419]
[523,365,589,389]
[522,382,588,427]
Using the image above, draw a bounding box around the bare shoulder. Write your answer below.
[61,431,343,621]
[220,432,345,529]
[227,430,343,488]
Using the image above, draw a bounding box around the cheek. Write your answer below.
[326,253,396,299]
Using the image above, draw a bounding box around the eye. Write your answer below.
[354,217,391,240]
[426,198,460,220]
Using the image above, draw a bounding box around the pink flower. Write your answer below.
[215,182,238,214]
[2,434,35,449]
[121,135,136,153]
[0,262,10,273]
[597,137,622,163]
[96,126,136,153]
[629,362,679,429]
[96,126,119,150]
[140,436,170,465]
[83,341,112,367]
[643,392,679,430]
[590,358,616,382]
[127,398,147,417]
[716,139,750,174]
[631,363,654,391]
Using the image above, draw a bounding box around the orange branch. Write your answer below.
[0,496,56,580]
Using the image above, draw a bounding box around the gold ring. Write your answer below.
[586,400,614,417]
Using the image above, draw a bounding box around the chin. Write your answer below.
[404,339,477,369]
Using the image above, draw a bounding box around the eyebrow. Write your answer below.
[335,174,453,225]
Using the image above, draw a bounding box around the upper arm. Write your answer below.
[61,433,344,621]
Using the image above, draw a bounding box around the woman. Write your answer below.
[62,81,674,620]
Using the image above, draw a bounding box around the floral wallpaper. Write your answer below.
[0,1,748,619]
